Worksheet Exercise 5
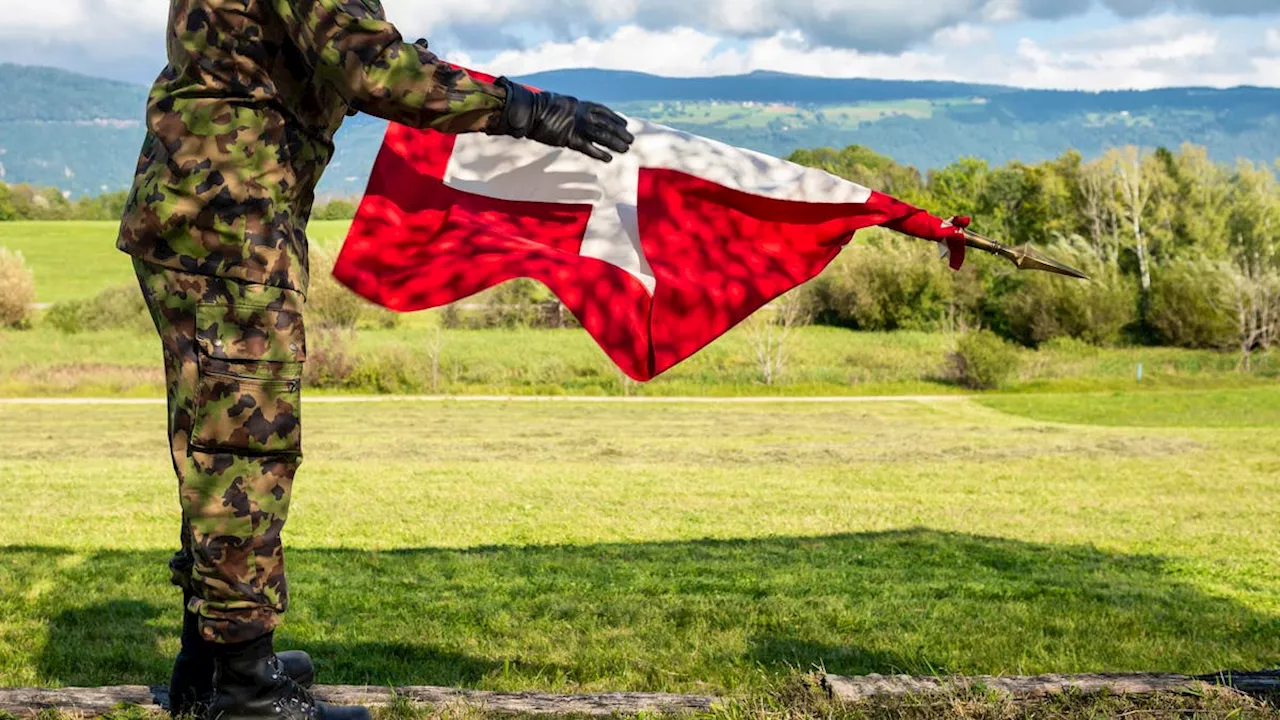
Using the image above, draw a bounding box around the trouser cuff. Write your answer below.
[191,601,283,645]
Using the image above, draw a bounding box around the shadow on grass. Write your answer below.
[6,529,1277,692]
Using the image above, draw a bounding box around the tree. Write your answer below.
[743,290,810,386]
[788,145,925,203]
[1227,160,1280,270]
[926,157,988,222]
[1107,146,1158,296]
[1162,144,1232,259]
[424,326,447,393]
[1076,158,1119,262]
[0,182,16,221]
[314,198,358,221]
[1227,263,1280,370]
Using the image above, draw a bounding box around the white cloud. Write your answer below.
[1002,15,1249,89]
[0,0,166,41]
[0,0,1276,90]
[467,26,960,82]
[981,0,1024,23]
[464,14,1279,91]
[0,2,86,35]
[383,0,1016,54]
[933,23,996,47]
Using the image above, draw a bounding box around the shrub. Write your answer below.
[441,303,465,330]
[349,345,423,394]
[437,280,570,330]
[1000,249,1136,347]
[313,199,358,221]
[806,237,962,332]
[0,248,36,328]
[485,278,546,329]
[303,328,358,389]
[306,246,401,330]
[1147,259,1237,349]
[948,330,1021,390]
[45,284,151,334]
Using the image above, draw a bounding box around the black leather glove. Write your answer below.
[488,77,635,163]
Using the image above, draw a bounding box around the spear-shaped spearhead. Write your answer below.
[959,228,1091,280]
[885,210,1090,279]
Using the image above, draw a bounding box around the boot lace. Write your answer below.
[268,658,320,718]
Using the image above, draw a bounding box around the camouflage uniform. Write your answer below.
[120,0,508,644]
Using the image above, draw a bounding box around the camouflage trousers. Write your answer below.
[134,258,307,645]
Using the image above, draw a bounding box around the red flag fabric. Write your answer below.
[333,103,967,382]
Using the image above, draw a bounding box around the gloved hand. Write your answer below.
[489,77,635,163]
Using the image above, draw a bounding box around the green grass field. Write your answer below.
[0,221,138,303]
[2,390,1279,696]
[4,221,1280,718]
[0,220,353,303]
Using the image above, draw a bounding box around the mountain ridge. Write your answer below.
[1,63,1278,198]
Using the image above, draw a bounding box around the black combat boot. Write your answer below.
[169,594,316,718]
[206,632,371,720]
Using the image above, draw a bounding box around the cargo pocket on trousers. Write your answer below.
[191,302,306,456]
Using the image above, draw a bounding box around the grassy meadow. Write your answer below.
[0,220,355,304]
[2,391,1280,697]
[3,220,1280,719]
[2,221,1278,398]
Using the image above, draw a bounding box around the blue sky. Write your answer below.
[0,0,1277,89]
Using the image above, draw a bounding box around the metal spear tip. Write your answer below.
[1011,245,1092,280]
[961,229,1091,281]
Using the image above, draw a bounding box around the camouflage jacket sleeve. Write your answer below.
[276,0,507,133]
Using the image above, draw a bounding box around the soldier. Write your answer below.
[117,2,634,719]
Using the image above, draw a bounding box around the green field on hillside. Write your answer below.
[0,220,354,303]
[616,99,978,131]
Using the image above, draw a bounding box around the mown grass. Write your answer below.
[2,392,1279,697]
[981,388,1280,428]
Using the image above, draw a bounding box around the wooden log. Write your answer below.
[0,686,162,717]
[822,671,1280,702]
[314,686,717,715]
[8,671,1277,717]
[0,684,719,718]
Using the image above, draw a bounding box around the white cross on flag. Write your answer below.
[333,77,969,382]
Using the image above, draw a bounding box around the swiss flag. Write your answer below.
[333,85,969,382]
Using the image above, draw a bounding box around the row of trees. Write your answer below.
[788,143,1280,364]
[0,182,361,222]
[0,184,129,221]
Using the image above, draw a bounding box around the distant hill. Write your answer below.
[515,68,1013,104]
[1,64,1278,198]
[0,63,148,122]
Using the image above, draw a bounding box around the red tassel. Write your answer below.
[946,216,969,271]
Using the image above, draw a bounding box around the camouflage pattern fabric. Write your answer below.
[118,0,511,644]
[135,257,307,644]
[117,0,508,294]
